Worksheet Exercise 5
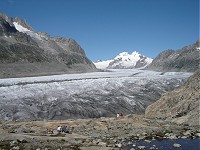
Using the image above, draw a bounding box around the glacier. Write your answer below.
[0,69,192,121]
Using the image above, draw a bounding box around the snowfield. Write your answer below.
[0,69,193,121]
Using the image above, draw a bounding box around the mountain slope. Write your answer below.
[145,40,200,72]
[0,13,96,78]
[94,51,153,69]
[145,70,200,126]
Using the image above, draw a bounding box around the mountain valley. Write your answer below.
[0,12,199,150]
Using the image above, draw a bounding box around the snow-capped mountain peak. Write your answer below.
[94,51,153,69]
[115,51,140,61]
[131,51,140,56]
[116,52,129,57]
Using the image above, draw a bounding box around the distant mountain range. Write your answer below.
[0,13,97,78]
[94,51,153,69]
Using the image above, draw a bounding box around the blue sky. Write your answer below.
[0,0,199,61]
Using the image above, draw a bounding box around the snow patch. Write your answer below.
[94,60,112,69]
[13,22,42,40]
[13,22,30,32]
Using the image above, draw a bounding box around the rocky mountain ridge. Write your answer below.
[0,13,97,78]
[146,40,200,72]
[94,51,153,69]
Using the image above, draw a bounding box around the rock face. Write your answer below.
[94,51,153,69]
[145,70,200,126]
[146,40,200,72]
[0,13,96,78]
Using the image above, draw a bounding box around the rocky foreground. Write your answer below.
[0,115,199,150]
